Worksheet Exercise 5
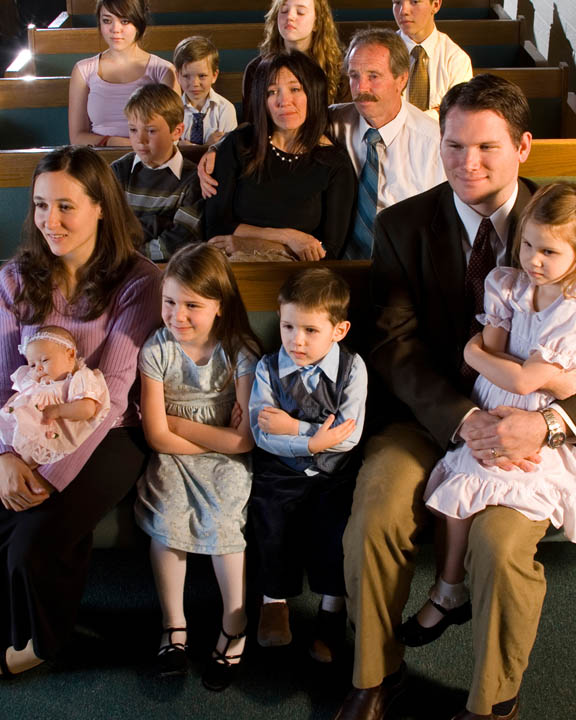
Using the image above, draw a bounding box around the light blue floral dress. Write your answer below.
[135,327,256,554]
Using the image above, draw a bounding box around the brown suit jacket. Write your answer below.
[368,178,576,450]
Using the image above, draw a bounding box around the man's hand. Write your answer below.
[258,407,298,435]
[198,150,218,198]
[308,414,356,454]
[460,406,546,472]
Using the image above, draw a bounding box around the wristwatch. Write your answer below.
[539,408,567,449]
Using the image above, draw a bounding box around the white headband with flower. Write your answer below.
[18,331,76,357]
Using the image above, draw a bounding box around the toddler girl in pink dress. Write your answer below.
[0,326,110,466]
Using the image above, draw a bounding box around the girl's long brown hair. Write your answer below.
[163,245,263,388]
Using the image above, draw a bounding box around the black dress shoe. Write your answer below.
[395,599,472,647]
[333,662,407,720]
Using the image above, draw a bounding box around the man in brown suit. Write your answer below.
[336,74,576,720]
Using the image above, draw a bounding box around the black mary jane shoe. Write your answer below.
[155,627,188,677]
[202,627,246,692]
[0,648,13,678]
[395,599,472,647]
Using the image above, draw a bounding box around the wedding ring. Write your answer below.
[490,447,498,458]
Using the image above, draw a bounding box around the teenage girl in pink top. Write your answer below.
[68,0,178,147]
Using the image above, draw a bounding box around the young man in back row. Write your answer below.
[393,0,472,117]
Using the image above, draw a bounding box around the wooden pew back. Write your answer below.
[7,19,530,77]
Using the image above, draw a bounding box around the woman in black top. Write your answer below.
[205,52,357,261]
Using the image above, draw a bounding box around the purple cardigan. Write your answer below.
[0,254,162,491]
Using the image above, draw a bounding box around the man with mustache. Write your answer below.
[330,28,446,259]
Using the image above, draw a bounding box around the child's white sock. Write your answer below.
[263,595,286,605]
[320,595,346,613]
[430,577,469,610]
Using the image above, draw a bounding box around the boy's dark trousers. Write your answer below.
[249,449,358,599]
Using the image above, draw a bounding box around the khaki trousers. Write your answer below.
[343,422,549,715]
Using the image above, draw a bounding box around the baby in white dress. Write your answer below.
[0,326,110,466]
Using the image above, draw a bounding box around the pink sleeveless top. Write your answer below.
[76,53,175,137]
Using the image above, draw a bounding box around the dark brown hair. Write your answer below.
[163,244,262,387]
[96,0,149,43]
[14,145,142,324]
[440,73,531,146]
[278,267,350,324]
[247,51,329,177]
[513,182,576,295]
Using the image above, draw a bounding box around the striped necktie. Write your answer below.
[347,128,381,260]
[409,45,429,111]
[189,112,205,144]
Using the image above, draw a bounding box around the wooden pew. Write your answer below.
[65,0,496,12]
[6,19,541,77]
[2,65,572,150]
[1,140,574,264]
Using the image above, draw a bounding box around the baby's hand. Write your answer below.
[229,402,243,429]
[308,415,356,454]
[41,404,61,423]
[258,407,298,435]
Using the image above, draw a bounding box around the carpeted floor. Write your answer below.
[1,541,575,720]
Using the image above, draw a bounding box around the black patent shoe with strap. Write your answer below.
[395,599,472,647]
[155,627,188,677]
[202,626,246,692]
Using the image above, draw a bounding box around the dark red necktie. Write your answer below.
[461,218,496,383]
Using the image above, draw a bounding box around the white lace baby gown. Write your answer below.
[426,267,576,541]
[0,359,110,465]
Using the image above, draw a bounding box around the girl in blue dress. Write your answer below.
[135,245,261,689]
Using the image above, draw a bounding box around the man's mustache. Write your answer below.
[353,93,379,103]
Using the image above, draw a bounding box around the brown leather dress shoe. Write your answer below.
[333,663,407,720]
[257,602,292,647]
[451,699,519,720]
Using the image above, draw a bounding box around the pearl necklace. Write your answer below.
[269,136,301,162]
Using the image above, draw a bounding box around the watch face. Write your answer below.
[549,432,566,449]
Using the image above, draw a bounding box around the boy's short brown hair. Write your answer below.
[278,268,350,325]
[124,83,184,131]
[173,35,219,74]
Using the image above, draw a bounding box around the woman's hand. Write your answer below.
[198,150,218,198]
[258,407,298,435]
[208,235,244,255]
[280,229,326,261]
[0,453,53,511]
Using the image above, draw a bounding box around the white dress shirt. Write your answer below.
[182,87,238,143]
[399,27,473,119]
[330,99,446,214]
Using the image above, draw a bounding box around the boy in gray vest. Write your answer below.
[249,268,367,664]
